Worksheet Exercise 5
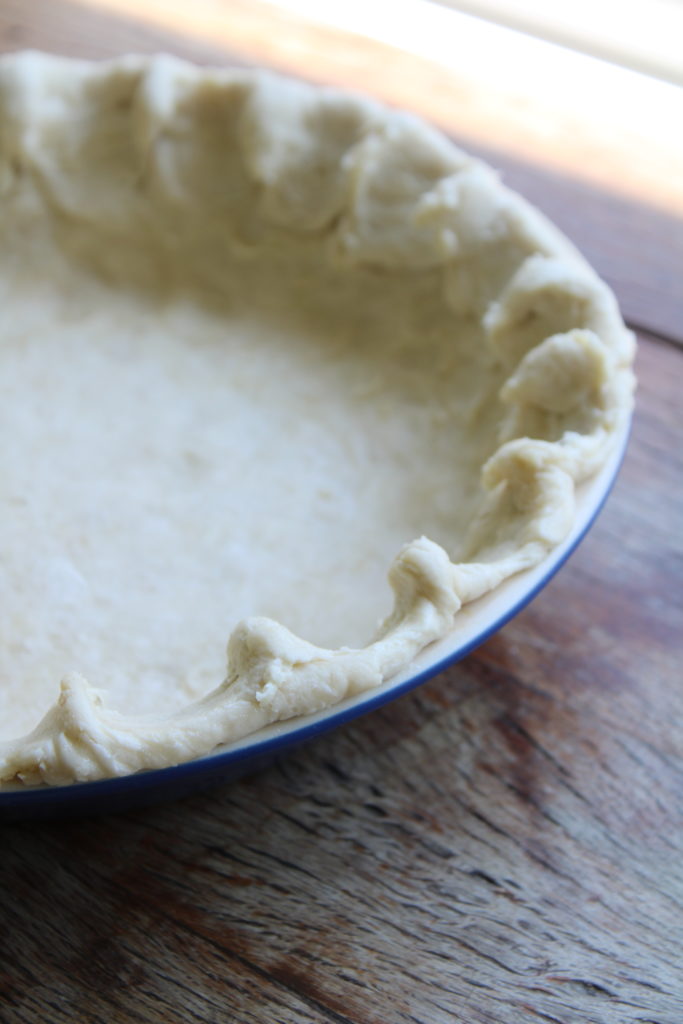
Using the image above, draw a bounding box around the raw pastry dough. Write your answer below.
[0,53,634,786]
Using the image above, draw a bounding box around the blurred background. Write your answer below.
[427,0,683,85]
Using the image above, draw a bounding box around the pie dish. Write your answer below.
[0,52,635,791]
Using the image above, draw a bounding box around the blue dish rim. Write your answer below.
[0,424,630,818]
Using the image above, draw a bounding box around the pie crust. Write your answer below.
[0,53,634,785]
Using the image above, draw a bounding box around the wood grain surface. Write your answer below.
[1,3,682,1023]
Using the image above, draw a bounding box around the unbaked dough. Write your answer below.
[0,52,634,786]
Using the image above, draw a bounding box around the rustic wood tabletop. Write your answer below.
[1,2,682,1023]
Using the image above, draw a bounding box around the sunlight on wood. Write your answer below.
[434,0,683,87]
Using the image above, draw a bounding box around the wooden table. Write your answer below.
[1,3,682,1022]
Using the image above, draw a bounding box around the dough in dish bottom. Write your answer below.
[0,52,634,785]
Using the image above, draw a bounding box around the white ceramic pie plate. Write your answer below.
[0,53,636,818]
[0,419,628,822]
